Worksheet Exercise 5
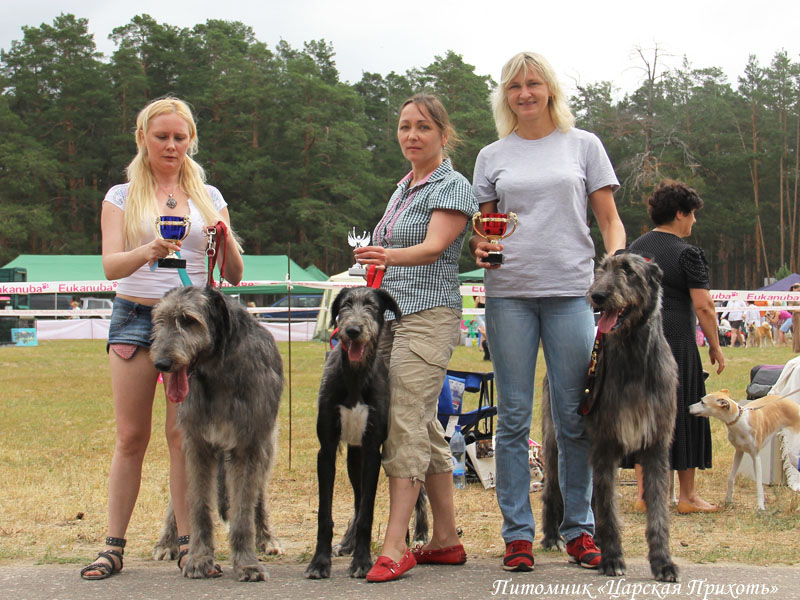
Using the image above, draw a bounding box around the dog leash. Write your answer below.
[149,251,193,286]
[578,329,604,416]
[161,222,228,405]
[365,265,385,289]
[204,221,228,288]
[728,386,800,425]
[726,405,750,426]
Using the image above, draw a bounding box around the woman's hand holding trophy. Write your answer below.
[472,212,518,267]
[154,215,192,268]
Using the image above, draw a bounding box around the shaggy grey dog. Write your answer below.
[150,285,283,582]
[539,377,566,552]
[540,252,679,582]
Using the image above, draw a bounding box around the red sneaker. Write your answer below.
[502,540,534,572]
[566,532,601,569]
[366,548,416,582]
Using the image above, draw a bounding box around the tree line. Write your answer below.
[1,14,799,289]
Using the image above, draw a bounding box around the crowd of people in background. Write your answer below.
[719,289,799,349]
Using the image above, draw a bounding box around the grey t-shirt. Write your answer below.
[472,128,619,297]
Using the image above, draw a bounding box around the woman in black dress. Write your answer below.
[628,181,725,513]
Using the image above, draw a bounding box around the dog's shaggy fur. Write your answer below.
[305,286,427,579]
[150,286,283,582]
[541,253,679,582]
[539,378,566,551]
[690,389,800,510]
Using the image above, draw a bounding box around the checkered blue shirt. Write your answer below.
[374,159,478,319]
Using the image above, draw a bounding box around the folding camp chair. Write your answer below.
[437,369,496,441]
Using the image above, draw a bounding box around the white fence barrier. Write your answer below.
[33,318,314,342]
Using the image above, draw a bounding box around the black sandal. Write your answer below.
[80,537,125,580]
[176,535,223,578]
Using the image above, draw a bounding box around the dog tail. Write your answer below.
[780,429,800,492]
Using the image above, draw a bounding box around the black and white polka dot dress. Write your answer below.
[628,230,712,470]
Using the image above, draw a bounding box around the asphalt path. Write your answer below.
[3,554,799,600]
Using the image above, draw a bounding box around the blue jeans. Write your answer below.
[486,296,595,544]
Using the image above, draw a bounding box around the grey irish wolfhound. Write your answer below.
[149,285,283,582]
[540,252,679,582]
[306,286,428,579]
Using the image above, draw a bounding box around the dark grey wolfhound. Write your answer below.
[149,285,283,582]
[305,286,428,579]
[540,252,679,582]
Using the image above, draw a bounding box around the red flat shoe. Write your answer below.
[412,544,467,565]
[366,548,416,582]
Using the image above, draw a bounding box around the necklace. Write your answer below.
[158,184,180,209]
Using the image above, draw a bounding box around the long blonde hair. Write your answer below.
[490,51,575,139]
[123,97,227,249]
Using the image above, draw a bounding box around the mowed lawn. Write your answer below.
[1,339,799,567]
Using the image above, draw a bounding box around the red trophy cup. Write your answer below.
[472,212,518,265]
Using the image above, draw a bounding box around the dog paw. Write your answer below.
[652,562,679,582]
[181,554,222,579]
[304,557,332,579]
[152,542,178,561]
[600,556,626,577]
[348,557,373,579]
[332,542,353,557]
[411,534,429,548]
[256,534,284,556]
[540,536,565,552]
[235,563,267,582]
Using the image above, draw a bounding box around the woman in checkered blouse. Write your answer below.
[354,93,478,582]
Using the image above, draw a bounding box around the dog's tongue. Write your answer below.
[166,366,189,403]
[345,340,365,362]
[597,310,619,334]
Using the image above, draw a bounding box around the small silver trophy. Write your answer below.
[347,227,371,277]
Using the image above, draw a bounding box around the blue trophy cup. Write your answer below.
[155,215,192,268]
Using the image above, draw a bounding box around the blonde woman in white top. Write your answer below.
[81,97,242,580]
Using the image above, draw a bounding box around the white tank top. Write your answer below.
[102,183,227,298]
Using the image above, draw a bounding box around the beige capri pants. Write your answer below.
[378,306,461,481]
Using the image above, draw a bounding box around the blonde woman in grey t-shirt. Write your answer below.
[469,51,625,573]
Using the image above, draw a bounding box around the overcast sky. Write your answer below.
[1,0,798,97]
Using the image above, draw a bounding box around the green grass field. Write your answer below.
[1,339,799,567]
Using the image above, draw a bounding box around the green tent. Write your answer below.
[1,254,323,295]
[303,264,329,281]
[458,268,485,282]
[230,256,322,294]
[3,255,107,282]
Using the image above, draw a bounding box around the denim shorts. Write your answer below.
[106,297,155,351]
